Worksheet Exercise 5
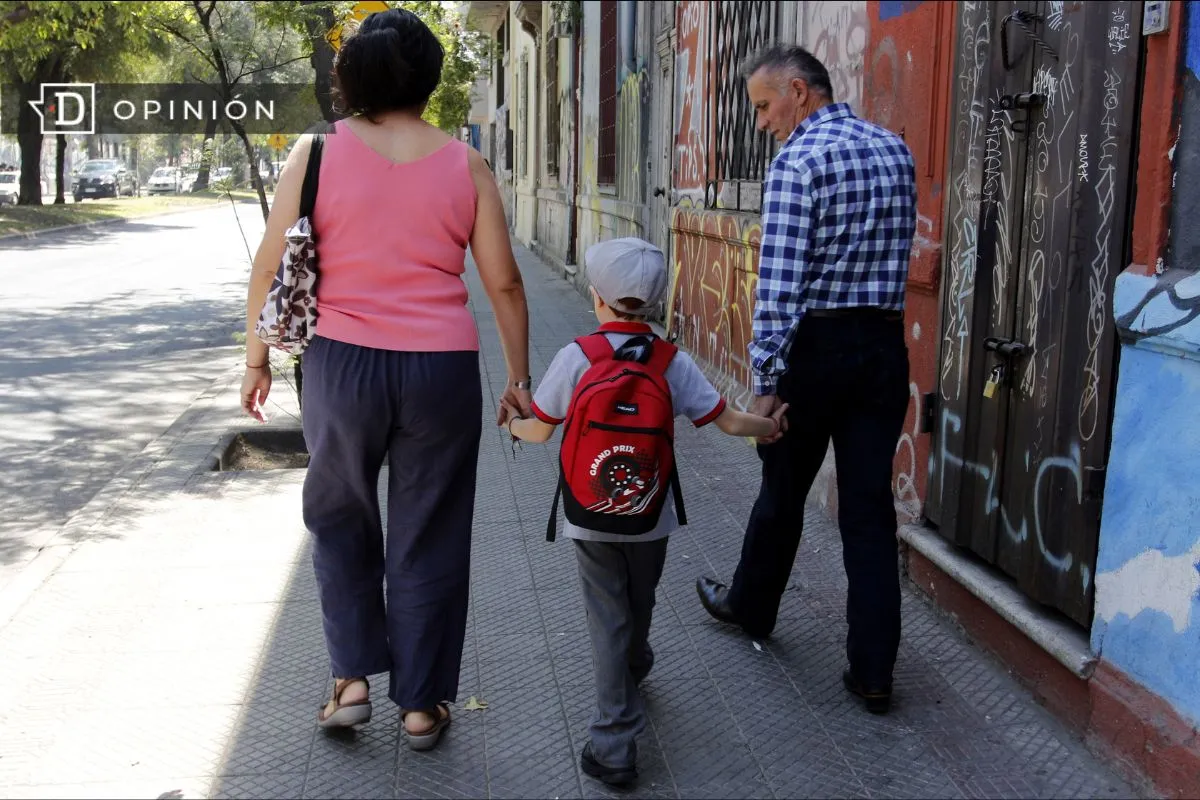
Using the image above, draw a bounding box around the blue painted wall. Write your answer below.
[1094,272,1200,727]
[879,0,925,21]
[1188,0,1200,77]
[1174,2,1200,268]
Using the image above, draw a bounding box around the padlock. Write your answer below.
[983,364,1004,399]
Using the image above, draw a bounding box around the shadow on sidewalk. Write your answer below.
[137,245,1137,800]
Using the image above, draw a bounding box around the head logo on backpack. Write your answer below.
[546,333,687,541]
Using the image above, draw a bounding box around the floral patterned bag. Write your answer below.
[255,131,326,354]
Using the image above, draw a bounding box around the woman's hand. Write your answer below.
[499,398,523,430]
[497,385,532,426]
[241,365,273,422]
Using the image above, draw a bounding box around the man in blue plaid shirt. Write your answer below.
[697,46,916,714]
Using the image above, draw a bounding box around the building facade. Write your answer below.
[465,2,1200,795]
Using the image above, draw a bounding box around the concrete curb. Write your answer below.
[0,361,244,630]
[0,196,258,244]
[899,522,1098,678]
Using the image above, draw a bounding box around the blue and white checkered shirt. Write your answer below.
[749,103,916,396]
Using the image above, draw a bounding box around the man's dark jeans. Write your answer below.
[728,313,909,688]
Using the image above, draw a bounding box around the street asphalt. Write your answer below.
[0,202,267,592]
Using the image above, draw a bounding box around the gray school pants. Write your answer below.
[573,537,669,768]
[300,335,482,710]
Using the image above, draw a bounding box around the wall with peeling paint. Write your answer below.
[1095,273,1200,727]
[533,31,574,269]
[1092,2,1200,725]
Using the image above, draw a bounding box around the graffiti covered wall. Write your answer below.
[863,0,947,520]
[670,200,762,408]
[667,0,950,521]
[801,2,869,114]
[667,1,765,408]
[1092,5,1200,724]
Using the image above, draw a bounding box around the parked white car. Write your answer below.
[181,171,199,193]
[147,166,182,195]
[0,171,17,206]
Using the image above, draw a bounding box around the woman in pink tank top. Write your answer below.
[240,8,531,751]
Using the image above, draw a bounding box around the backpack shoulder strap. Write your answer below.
[643,338,678,377]
[575,332,615,364]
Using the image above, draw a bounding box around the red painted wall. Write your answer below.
[667,0,957,520]
[1127,0,1184,276]
[863,0,955,519]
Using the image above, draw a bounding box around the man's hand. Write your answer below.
[751,393,788,445]
[497,385,533,426]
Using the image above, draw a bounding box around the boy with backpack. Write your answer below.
[503,237,788,787]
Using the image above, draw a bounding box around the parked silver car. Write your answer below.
[0,171,17,206]
[147,166,182,195]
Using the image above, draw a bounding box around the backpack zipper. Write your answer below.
[563,369,661,436]
[575,368,638,396]
[587,421,667,436]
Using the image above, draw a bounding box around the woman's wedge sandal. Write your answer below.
[402,703,451,751]
[317,677,373,729]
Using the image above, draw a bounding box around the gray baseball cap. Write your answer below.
[585,237,668,316]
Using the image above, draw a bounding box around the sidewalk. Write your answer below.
[0,244,1137,800]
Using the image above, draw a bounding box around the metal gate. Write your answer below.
[929,0,1142,626]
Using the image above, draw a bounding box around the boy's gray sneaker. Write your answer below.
[581,742,637,786]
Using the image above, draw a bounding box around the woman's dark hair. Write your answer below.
[332,9,444,118]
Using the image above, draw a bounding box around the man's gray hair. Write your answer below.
[740,45,834,99]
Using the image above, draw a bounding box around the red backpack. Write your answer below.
[546,332,687,541]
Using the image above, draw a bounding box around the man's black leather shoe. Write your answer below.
[696,576,740,626]
[581,742,637,786]
[842,669,892,715]
[696,576,773,638]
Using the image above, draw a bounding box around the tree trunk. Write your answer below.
[302,1,339,122]
[230,120,269,221]
[54,134,66,204]
[16,83,44,206]
[194,116,218,192]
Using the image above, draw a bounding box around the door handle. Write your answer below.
[998,92,1046,111]
[984,336,1028,358]
[999,92,1046,134]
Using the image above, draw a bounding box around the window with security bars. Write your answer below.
[546,36,560,179]
[495,23,506,107]
[597,0,618,186]
[711,1,777,209]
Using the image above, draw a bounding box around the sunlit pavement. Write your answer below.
[0,242,1136,799]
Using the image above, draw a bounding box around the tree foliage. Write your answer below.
[396,1,486,133]
[0,0,484,206]
[150,1,322,218]
[0,1,165,203]
[266,0,487,132]
[0,1,162,81]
